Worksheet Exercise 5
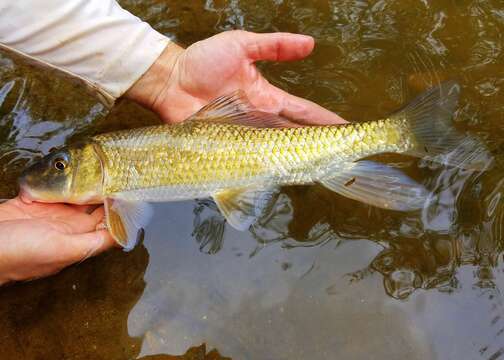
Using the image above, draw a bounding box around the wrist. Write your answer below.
[124,41,185,112]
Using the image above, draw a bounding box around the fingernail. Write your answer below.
[298,34,314,42]
[96,222,107,230]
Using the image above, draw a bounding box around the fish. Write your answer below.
[18,81,492,250]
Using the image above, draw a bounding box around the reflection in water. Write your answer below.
[193,200,226,255]
[137,345,230,360]
[193,162,504,301]
[0,244,148,358]
[1,0,504,359]
[0,234,229,359]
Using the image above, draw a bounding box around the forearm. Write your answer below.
[0,0,170,106]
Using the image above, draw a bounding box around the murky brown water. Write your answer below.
[1,0,504,359]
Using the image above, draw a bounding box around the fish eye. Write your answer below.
[53,158,67,171]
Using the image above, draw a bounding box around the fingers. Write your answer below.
[274,87,348,125]
[68,204,100,214]
[56,210,104,234]
[90,206,105,225]
[48,206,105,236]
[60,229,116,264]
[242,32,315,63]
[249,79,348,125]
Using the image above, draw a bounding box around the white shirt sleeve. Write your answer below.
[0,0,170,107]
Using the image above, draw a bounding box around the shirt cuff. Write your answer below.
[0,0,170,107]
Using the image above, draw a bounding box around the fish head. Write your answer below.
[19,142,104,204]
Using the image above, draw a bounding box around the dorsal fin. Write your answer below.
[187,90,299,128]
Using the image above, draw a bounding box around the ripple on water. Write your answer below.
[1,0,504,359]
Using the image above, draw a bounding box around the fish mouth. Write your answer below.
[18,185,61,204]
[18,183,35,204]
[18,168,53,204]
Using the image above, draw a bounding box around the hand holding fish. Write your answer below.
[0,0,353,284]
[125,30,347,125]
[18,81,493,251]
[0,198,114,285]
[1,1,492,285]
[1,26,349,284]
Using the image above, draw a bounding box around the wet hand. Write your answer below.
[0,198,114,285]
[126,30,347,125]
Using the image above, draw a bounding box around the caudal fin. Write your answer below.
[318,81,492,213]
[392,81,493,171]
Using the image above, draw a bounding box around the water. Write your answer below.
[1,0,503,359]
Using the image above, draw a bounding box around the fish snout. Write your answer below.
[18,169,41,204]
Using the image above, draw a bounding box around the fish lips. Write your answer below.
[18,164,40,204]
[17,158,56,204]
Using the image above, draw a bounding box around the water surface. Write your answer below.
[1,1,503,359]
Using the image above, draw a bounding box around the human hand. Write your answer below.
[0,197,114,285]
[126,30,347,125]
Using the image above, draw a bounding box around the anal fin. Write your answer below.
[320,161,429,211]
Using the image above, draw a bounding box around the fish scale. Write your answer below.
[92,117,413,200]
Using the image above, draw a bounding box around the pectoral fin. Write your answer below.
[320,161,429,211]
[213,186,279,230]
[104,198,154,251]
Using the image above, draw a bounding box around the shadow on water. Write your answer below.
[1,0,504,359]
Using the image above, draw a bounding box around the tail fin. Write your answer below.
[392,81,493,171]
[318,81,492,212]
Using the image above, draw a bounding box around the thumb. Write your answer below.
[241,32,315,62]
[61,229,116,264]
